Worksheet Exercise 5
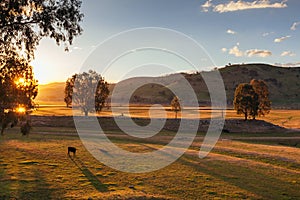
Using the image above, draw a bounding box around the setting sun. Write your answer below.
[1,1,300,199]
[16,106,26,113]
[15,78,26,86]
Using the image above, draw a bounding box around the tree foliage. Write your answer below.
[234,79,271,120]
[0,57,38,134]
[0,57,38,111]
[64,70,109,116]
[64,74,76,107]
[250,79,271,117]
[0,0,84,61]
[171,96,181,119]
[233,83,259,120]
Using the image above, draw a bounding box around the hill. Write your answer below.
[36,64,300,108]
[220,64,299,108]
[115,63,299,108]
[35,82,115,105]
[35,82,65,104]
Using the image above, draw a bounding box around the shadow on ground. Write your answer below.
[69,155,108,192]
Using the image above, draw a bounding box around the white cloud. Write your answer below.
[227,29,237,35]
[281,51,296,57]
[201,0,213,12]
[274,35,291,43]
[73,46,82,50]
[221,48,227,52]
[262,31,274,37]
[275,62,300,67]
[229,46,244,57]
[201,0,288,13]
[291,21,300,31]
[246,49,272,57]
[263,33,269,37]
[227,45,272,57]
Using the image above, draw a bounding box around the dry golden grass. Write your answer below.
[1,131,300,199]
[32,105,300,129]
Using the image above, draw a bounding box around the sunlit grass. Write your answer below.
[0,130,300,199]
[32,105,300,129]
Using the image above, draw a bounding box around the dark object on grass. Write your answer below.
[21,121,31,136]
[278,142,298,147]
[1,111,18,135]
[68,147,77,156]
[222,129,230,133]
[128,185,135,189]
[293,143,299,147]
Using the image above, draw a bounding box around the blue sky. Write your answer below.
[32,0,300,84]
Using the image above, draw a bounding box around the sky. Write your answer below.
[31,0,300,84]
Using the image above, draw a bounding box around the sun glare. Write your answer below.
[15,78,26,86]
[16,106,26,113]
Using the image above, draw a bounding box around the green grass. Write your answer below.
[0,129,300,199]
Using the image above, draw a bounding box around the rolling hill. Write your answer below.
[35,64,300,108]
[35,82,65,104]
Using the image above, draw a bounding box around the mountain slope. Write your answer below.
[35,82,65,104]
[220,64,299,107]
[36,64,300,108]
[115,63,300,108]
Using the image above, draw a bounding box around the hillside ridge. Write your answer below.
[36,64,300,108]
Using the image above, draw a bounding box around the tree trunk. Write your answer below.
[84,110,88,116]
[175,111,178,119]
[244,113,248,121]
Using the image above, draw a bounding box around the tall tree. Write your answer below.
[64,74,76,107]
[250,79,271,118]
[171,96,181,119]
[0,57,38,134]
[0,57,38,112]
[65,70,109,116]
[0,0,84,61]
[233,83,259,120]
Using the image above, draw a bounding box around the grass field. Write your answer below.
[1,104,300,199]
[33,105,300,129]
[1,124,300,199]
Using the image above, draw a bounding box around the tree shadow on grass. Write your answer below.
[179,155,300,199]
[0,169,63,200]
[69,156,108,192]
[18,170,63,200]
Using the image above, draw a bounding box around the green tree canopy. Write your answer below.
[64,70,110,116]
[0,0,84,61]
[233,83,259,120]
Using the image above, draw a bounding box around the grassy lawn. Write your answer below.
[1,127,300,199]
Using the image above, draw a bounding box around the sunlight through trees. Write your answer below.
[0,0,84,61]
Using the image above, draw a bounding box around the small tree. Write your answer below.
[171,96,181,119]
[250,79,271,118]
[233,83,259,120]
[65,70,109,116]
